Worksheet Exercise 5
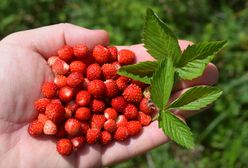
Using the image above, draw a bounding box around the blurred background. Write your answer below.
[1,0,248,167]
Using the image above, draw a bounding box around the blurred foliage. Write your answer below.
[1,0,248,167]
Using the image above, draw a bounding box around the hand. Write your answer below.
[0,23,218,167]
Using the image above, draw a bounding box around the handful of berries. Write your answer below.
[28,44,156,156]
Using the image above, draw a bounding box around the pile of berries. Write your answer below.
[28,44,156,156]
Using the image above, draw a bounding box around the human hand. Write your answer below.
[0,23,218,167]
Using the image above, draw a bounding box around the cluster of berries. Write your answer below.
[28,44,156,156]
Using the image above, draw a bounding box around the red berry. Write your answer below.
[111,96,127,113]
[92,45,110,64]
[56,124,68,138]
[118,49,135,65]
[100,131,112,145]
[58,86,74,102]
[114,127,128,141]
[75,107,91,121]
[45,103,65,123]
[138,112,151,126]
[116,76,130,91]
[58,45,74,62]
[41,82,58,98]
[86,63,102,80]
[34,98,50,113]
[73,44,89,59]
[54,75,67,88]
[123,84,142,104]
[71,136,85,150]
[104,108,118,120]
[91,99,105,113]
[104,119,117,133]
[76,90,92,106]
[65,107,73,119]
[56,139,73,156]
[81,122,90,135]
[108,46,118,62]
[43,120,57,135]
[28,120,43,136]
[64,118,82,137]
[65,101,78,113]
[52,58,70,75]
[104,80,119,98]
[91,114,107,130]
[67,72,84,88]
[139,98,155,114]
[69,61,86,74]
[123,104,139,120]
[86,128,100,144]
[50,98,62,104]
[116,115,128,127]
[48,56,59,66]
[87,80,106,98]
[38,113,48,125]
[126,121,142,136]
[102,64,118,79]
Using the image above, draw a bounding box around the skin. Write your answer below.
[0,23,218,168]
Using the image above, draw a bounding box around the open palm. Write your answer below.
[0,24,218,168]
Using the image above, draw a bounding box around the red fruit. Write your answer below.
[54,75,67,88]
[76,90,92,106]
[34,98,50,113]
[87,80,106,98]
[58,86,74,102]
[38,113,48,125]
[64,118,82,137]
[114,127,129,141]
[65,107,73,119]
[86,128,100,144]
[132,80,148,90]
[116,76,130,91]
[123,104,139,120]
[92,45,110,64]
[43,120,57,135]
[52,58,70,75]
[123,84,142,104]
[45,102,65,123]
[41,82,58,98]
[75,107,91,121]
[28,120,43,136]
[67,72,84,88]
[56,139,73,156]
[108,46,118,62]
[91,114,107,130]
[102,64,118,79]
[139,98,155,114]
[66,101,78,113]
[116,115,128,127]
[51,99,62,104]
[69,61,87,74]
[91,99,105,113]
[71,136,85,150]
[73,44,89,59]
[58,45,74,62]
[81,122,90,135]
[56,125,68,138]
[48,56,59,66]
[138,112,151,126]
[104,108,118,120]
[126,121,142,136]
[104,80,119,98]
[111,96,128,113]
[104,119,117,133]
[86,63,102,80]
[100,131,112,145]
[118,49,135,65]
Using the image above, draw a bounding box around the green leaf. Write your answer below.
[178,41,227,67]
[150,58,174,110]
[117,61,158,84]
[159,110,194,148]
[168,86,223,110]
[176,55,214,80]
[143,8,181,63]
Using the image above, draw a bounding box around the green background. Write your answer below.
[1,0,248,167]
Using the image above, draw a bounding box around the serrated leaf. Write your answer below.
[178,41,227,67]
[151,58,174,110]
[159,110,194,148]
[176,55,214,80]
[143,8,181,63]
[168,86,223,110]
[117,61,158,84]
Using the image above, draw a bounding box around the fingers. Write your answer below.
[1,23,109,59]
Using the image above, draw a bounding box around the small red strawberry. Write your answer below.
[28,120,44,136]
[69,61,86,74]
[115,76,130,91]
[45,102,65,123]
[86,128,100,144]
[43,120,57,135]
[81,122,90,135]
[38,113,48,125]
[86,63,102,80]
[58,45,74,62]
[102,64,118,79]
[76,90,92,106]
[104,119,117,133]
[126,121,142,136]
[50,98,62,104]
[48,56,59,66]
[104,108,118,120]
[65,101,78,113]
[100,131,112,145]
[111,96,128,113]
[123,104,139,120]
[91,114,107,130]
[56,124,68,138]
[64,118,82,137]
[54,75,67,88]
[41,82,58,98]
[104,80,119,98]
[108,46,118,62]
[58,86,74,102]
[75,107,91,121]
[71,136,85,150]
[65,107,73,119]
[73,44,89,60]
[139,98,156,114]
[34,98,50,113]
[87,80,106,98]
[67,72,84,88]
[56,139,73,156]
[114,127,129,141]
[52,58,70,75]
[91,99,105,113]
[116,115,128,127]
[118,49,135,65]
[92,45,110,64]
[123,84,142,104]
[138,111,151,126]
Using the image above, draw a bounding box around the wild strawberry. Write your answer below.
[73,44,89,60]
[43,120,57,135]
[75,107,91,121]
[126,121,142,136]
[91,114,106,130]
[116,115,128,127]
[92,45,110,64]
[45,102,65,123]
[132,80,148,90]
[114,127,129,141]
[67,72,84,88]
[34,98,50,113]
[123,104,138,120]
[56,124,68,138]
[56,139,73,156]
[104,80,119,98]
[86,128,100,144]
[64,118,82,137]
[91,99,105,113]
[58,45,74,62]
[52,58,70,75]
[38,113,48,125]
[102,64,118,79]
[76,90,92,106]
[82,78,90,90]
[123,84,142,104]
[116,76,130,91]
[108,46,118,62]
[28,120,43,136]
[69,61,86,74]
[118,49,135,65]
[65,101,78,113]
[111,96,127,113]
[81,122,90,135]
[86,63,102,80]
[104,119,117,133]
[41,82,58,98]
[54,75,67,88]
[65,107,73,119]
[104,108,118,120]
[138,112,151,126]
[58,86,74,102]
[48,56,59,66]
[87,80,106,98]
[71,136,85,150]
[51,98,62,104]
[100,131,112,145]
[139,98,156,114]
